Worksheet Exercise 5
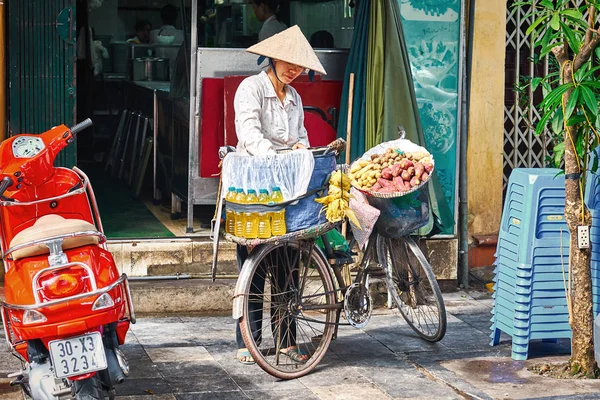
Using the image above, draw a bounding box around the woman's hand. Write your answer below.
[292,142,307,150]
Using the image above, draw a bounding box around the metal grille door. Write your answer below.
[504,0,555,192]
[8,1,77,167]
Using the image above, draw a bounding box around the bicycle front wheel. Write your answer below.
[239,241,337,379]
[377,235,446,342]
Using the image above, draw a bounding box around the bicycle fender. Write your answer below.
[231,255,255,320]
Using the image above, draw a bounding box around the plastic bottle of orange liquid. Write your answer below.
[257,189,271,239]
[225,187,236,235]
[244,189,259,239]
[234,188,247,237]
[270,187,286,236]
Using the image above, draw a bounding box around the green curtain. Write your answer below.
[337,0,370,162]
[366,0,385,149]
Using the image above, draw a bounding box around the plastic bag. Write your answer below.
[367,187,430,238]
[349,188,380,249]
[221,149,314,201]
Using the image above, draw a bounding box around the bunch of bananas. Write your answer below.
[315,170,361,229]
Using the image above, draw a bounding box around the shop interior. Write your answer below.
[75,0,354,239]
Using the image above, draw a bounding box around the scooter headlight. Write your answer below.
[23,310,47,325]
[92,293,114,311]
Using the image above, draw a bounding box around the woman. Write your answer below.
[251,0,287,42]
[127,20,151,44]
[233,25,326,364]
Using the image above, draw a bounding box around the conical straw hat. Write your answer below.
[246,25,327,75]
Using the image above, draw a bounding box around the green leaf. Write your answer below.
[563,15,589,31]
[551,108,564,134]
[576,130,586,161]
[550,13,560,30]
[540,0,554,9]
[532,77,543,91]
[567,114,586,126]
[536,111,553,136]
[583,81,600,89]
[539,83,573,110]
[560,9,582,19]
[542,81,552,97]
[511,1,533,8]
[527,15,549,36]
[553,142,565,168]
[581,85,598,116]
[535,26,554,50]
[579,64,600,82]
[565,87,580,120]
[560,21,579,53]
[591,151,599,175]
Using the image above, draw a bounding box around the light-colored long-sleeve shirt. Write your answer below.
[234,71,309,155]
[258,16,287,42]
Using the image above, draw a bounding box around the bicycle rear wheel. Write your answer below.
[377,235,446,342]
[239,241,337,379]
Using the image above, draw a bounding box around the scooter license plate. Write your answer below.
[48,332,107,379]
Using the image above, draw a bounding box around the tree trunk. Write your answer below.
[561,65,596,373]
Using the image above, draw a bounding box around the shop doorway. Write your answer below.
[73,0,207,239]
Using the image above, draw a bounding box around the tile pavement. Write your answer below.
[2,291,598,400]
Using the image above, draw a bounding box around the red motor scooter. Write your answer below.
[0,119,135,399]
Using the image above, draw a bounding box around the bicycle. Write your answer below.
[228,219,447,379]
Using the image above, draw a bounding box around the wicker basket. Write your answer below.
[350,139,434,199]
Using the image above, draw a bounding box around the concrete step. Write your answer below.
[106,238,239,278]
[105,237,458,280]
[129,278,236,315]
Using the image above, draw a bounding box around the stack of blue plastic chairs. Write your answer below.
[491,168,573,360]
[585,147,600,316]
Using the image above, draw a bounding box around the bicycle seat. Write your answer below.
[9,214,100,260]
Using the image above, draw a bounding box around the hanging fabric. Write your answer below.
[337,0,454,235]
[366,0,385,149]
[384,0,454,235]
[336,0,370,162]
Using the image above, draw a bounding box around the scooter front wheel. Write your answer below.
[73,374,104,400]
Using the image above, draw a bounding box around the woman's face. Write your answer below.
[137,24,151,43]
[273,60,304,85]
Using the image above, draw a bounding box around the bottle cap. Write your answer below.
[228,186,235,191]
[248,189,256,194]
[236,188,243,193]
[259,189,268,194]
[272,186,281,191]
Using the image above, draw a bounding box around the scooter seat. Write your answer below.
[9,214,100,260]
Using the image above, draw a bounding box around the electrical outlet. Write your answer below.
[578,225,590,249]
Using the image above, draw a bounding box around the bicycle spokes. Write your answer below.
[378,236,446,342]
[241,242,336,378]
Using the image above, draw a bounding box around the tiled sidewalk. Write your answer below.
[3,291,597,400]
